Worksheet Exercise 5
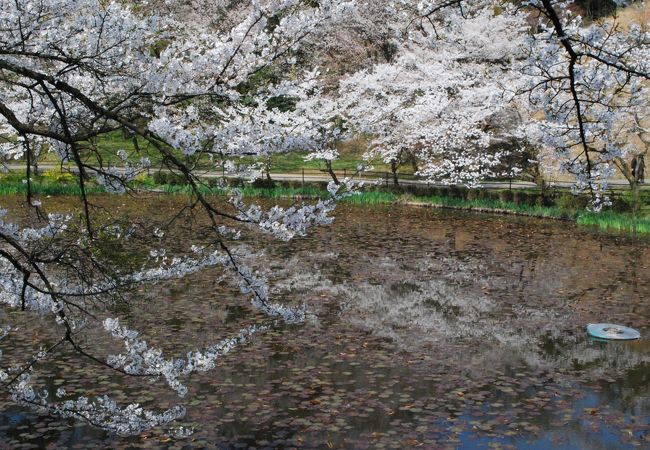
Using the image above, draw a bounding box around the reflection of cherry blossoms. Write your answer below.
[0,0,356,435]
[2,0,650,440]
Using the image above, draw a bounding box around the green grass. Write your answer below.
[344,191,398,205]
[414,194,650,234]
[2,170,649,235]
[160,184,326,198]
[0,183,104,196]
[144,187,650,234]
[160,184,404,208]
[577,212,650,234]
[161,183,402,205]
[38,130,207,169]
[37,130,157,165]
[34,131,397,174]
[0,173,106,195]
[214,138,396,174]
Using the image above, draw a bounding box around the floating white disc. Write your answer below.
[587,323,641,341]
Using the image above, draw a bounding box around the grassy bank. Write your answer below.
[410,195,650,234]
[2,172,649,234]
[0,172,105,195]
[577,212,650,234]
[160,183,326,198]
[34,131,394,173]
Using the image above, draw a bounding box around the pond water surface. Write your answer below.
[1,197,649,449]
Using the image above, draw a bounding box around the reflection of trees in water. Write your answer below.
[337,261,575,368]
[146,205,650,435]
[329,254,650,419]
[308,222,650,386]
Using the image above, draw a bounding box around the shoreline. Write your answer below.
[1,174,648,234]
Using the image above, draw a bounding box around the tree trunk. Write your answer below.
[391,160,399,186]
[536,174,547,200]
[411,159,418,173]
[32,158,39,177]
[265,156,272,182]
[326,161,339,185]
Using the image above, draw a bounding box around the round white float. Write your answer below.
[586,323,641,341]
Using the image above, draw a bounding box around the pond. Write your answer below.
[1,197,649,449]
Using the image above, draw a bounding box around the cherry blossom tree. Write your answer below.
[332,3,530,187]
[0,0,356,435]
[523,0,650,208]
[609,105,650,210]
[383,0,649,204]
[1,0,649,440]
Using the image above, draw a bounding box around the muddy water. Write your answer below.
[1,198,649,449]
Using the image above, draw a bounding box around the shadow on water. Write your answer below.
[1,198,650,448]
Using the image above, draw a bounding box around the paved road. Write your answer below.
[3,163,648,191]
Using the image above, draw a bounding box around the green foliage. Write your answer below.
[0,171,105,195]
[343,191,397,205]
[152,171,186,186]
[2,166,649,234]
[42,168,75,183]
[266,95,298,112]
[553,193,588,212]
[160,184,326,199]
[251,177,277,189]
[577,212,650,234]
[132,173,157,188]
[237,66,281,99]
[150,39,171,58]
[618,188,650,209]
